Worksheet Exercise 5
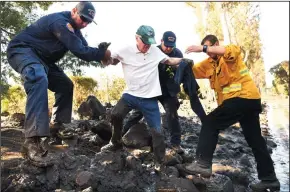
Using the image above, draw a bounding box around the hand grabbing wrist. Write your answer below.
[98,42,111,50]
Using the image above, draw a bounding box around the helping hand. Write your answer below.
[182,58,194,68]
[185,45,201,54]
[98,42,111,50]
[101,50,112,66]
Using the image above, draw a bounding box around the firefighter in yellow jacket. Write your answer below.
[183,35,280,191]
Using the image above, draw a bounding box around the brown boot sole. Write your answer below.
[101,144,123,152]
[250,186,280,192]
[181,164,212,178]
[21,145,54,168]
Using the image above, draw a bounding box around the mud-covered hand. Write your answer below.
[98,42,111,50]
[101,50,112,66]
[182,58,194,68]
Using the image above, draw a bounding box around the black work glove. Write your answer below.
[98,42,111,50]
[182,58,194,68]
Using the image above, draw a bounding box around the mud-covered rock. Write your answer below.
[86,95,106,119]
[164,149,183,166]
[9,113,25,127]
[75,171,94,189]
[157,176,199,192]
[77,95,106,120]
[205,174,234,192]
[90,120,112,141]
[122,123,151,148]
[2,98,286,192]
[77,121,92,132]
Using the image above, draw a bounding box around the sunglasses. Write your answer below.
[78,13,92,23]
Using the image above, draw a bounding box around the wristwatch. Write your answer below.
[202,45,208,53]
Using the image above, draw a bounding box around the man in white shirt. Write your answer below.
[101,25,191,165]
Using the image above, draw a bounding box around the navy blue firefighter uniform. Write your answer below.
[7,11,106,138]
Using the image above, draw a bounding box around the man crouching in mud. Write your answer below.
[100,25,193,170]
[6,2,111,167]
[183,34,280,191]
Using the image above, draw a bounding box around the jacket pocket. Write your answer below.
[217,62,230,87]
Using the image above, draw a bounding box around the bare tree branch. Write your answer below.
[0,28,15,36]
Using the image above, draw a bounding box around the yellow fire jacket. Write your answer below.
[192,44,261,106]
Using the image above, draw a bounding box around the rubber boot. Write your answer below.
[250,179,280,191]
[21,137,55,167]
[101,123,122,152]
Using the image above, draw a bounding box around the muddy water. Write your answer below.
[267,99,289,191]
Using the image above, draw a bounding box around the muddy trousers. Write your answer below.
[196,97,277,181]
[20,64,73,138]
[111,93,165,163]
[111,93,162,143]
[123,96,181,145]
[7,47,74,138]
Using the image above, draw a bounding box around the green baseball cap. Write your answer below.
[136,25,156,45]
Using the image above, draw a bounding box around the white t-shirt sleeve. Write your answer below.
[111,45,129,61]
[111,49,121,61]
[154,47,169,63]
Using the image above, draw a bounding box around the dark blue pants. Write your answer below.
[7,47,73,138]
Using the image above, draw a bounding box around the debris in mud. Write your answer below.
[1,99,284,192]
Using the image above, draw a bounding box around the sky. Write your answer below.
[43,2,289,88]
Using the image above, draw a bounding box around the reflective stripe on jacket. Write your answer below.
[192,44,260,106]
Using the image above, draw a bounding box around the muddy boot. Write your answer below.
[101,123,123,152]
[184,160,212,178]
[101,141,122,152]
[151,128,166,164]
[21,137,54,167]
[249,179,280,191]
[49,122,75,145]
[170,144,184,154]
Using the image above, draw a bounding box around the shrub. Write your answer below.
[70,76,98,110]
[1,85,26,114]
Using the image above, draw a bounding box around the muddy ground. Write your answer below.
[1,96,288,192]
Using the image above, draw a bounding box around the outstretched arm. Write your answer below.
[161,57,183,66]
[101,57,120,66]
[185,45,226,55]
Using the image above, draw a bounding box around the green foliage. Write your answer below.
[1,85,26,113]
[205,3,223,41]
[1,2,54,98]
[70,76,98,110]
[107,77,126,101]
[1,2,103,98]
[222,2,265,87]
[1,99,9,114]
[58,51,103,76]
[177,86,190,100]
[0,80,10,99]
[186,2,266,88]
[269,61,289,96]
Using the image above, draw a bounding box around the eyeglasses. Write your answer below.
[78,12,92,23]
